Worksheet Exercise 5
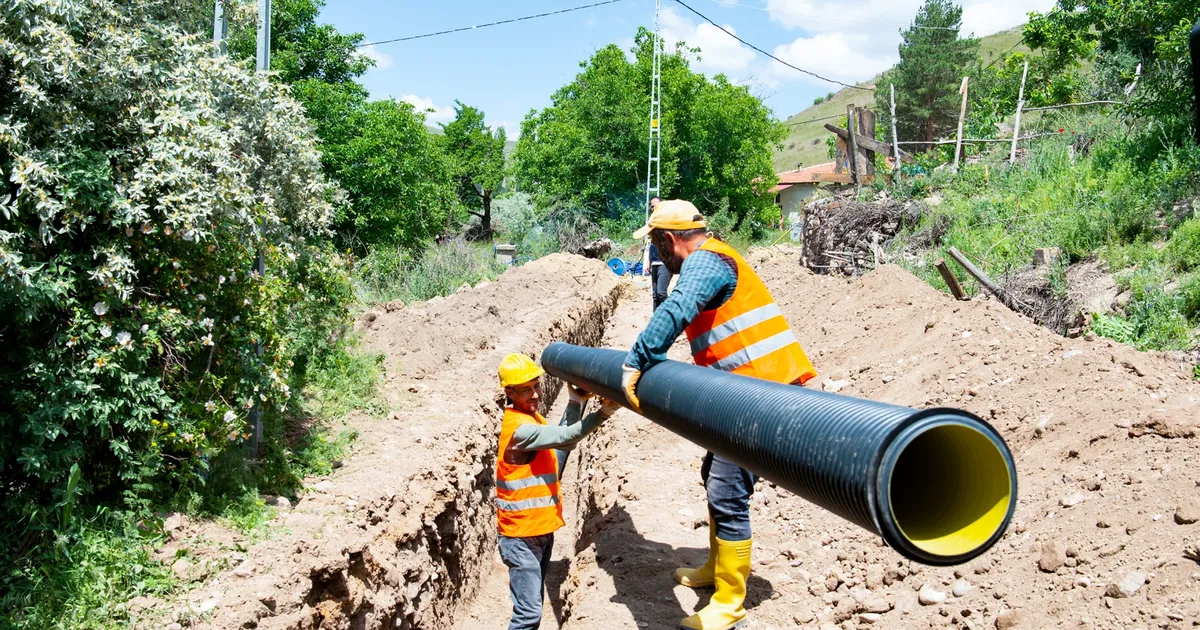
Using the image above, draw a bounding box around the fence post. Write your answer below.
[890,83,900,183]
[857,106,876,181]
[1010,60,1029,163]
[846,104,860,188]
[953,76,969,172]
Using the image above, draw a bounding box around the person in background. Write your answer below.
[646,196,671,311]
[495,353,620,630]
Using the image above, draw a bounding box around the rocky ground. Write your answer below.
[141,247,1200,630]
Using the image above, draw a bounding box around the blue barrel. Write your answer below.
[606,258,628,276]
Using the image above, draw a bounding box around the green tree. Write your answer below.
[442,102,508,237]
[877,0,979,146]
[0,0,349,548]
[1024,0,1200,131]
[331,100,455,249]
[515,28,785,230]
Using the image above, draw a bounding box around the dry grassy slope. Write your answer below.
[773,26,1030,172]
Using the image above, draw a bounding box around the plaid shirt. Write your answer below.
[624,241,737,371]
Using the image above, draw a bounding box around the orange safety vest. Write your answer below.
[495,408,565,538]
[684,239,817,385]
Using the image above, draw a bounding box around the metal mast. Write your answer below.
[642,0,662,273]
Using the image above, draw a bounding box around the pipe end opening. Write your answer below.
[888,423,1013,560]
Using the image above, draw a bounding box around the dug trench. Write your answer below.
[163,247,1200,630]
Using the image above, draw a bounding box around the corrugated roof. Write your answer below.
[771,162,849,192]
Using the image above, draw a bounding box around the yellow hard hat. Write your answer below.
[498,353,545,388]
[633,199,707,239]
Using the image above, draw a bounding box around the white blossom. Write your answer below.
[93,302,108,316]
[99,325,112,339]
[115,331,131,348]
[223,410,236,424]
[205,401,216,412]
[200,333,213,346]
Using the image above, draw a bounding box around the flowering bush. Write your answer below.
[0,0,352,527]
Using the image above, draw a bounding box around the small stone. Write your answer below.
[313,480,333,493]
[793,610,815,624]
[171,558,191,581]
[196,598,218,615]
[233,562,252,578]
[1175,507,1199,525]
[862,597,892,614]
[918,584,947,606]
[859,613,882,624]
[952,579,973,597]
[1038,540,1068,573]
[1104,571,1146,598]
[1097,520,1111,529]
[823,379,849,393]
[1075,576,1091,588]
[165,624,183,630]
[1060,493,1084,507]
[995,610,1021,629]
[882,375,895,383]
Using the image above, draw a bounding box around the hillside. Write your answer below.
[773,26,1031,172]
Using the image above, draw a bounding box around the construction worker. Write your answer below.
[621,200,817,630]
[646,196,671,311]
[496,353,620,630]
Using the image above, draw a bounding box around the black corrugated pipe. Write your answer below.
[540,342,1017,566]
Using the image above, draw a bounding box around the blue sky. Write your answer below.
[319,0,1054,137]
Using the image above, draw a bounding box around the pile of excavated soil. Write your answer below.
[559,248,1200,630]
[144,254,621,630]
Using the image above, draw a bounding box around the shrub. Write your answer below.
[353,239,504,304]
[1178,274,1200,321]
[0,0,351,549]
[1165,218,1200,272]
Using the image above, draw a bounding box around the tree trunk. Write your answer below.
[482,190,493,237]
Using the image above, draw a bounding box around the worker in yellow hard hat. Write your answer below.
[495,353,620,629]
[622,200,818,630]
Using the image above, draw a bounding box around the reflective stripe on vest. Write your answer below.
[495,472,557,492]
[689,302,783,356]
[495,408,566,538]
[710,329,800,372]
[683,239,817,385]
[497,494,561,512]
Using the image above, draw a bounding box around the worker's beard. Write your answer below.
[653,234,683,274]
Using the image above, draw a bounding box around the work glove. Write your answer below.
[567,384,595,405]
[621,364,643,413]
[599,397,622,418]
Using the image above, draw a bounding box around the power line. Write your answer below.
[784,113,842,126]
[700,0,957,30]
[350,0,628,50]
[671,0,871,91]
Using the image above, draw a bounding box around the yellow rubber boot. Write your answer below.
[679,538,750,630]
[673,520,717,588]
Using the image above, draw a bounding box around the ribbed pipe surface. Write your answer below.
[540,342,1017,565]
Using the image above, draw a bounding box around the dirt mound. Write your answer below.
[553,253,1199,629]
[150,254,621,630]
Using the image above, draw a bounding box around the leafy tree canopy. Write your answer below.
[441,102,507,237]
[1025,0,1200,129]
[514,28,786,230]
[876,0,979,146]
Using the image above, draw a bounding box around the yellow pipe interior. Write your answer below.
[888,424,1012,558]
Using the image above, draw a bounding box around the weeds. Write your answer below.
[354,238,505,305]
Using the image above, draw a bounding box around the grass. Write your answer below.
[354,238,506,306]
[887,110,1200,354]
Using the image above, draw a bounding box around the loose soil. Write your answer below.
[147,246,1200,630]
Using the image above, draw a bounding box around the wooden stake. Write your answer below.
[953,76,969,172]
[890,83,900,183]
[857,107,876,180]
[846,104,860,188]
[1010,60,1029,163]
[946,247,1026,313]
[935,260,967,300]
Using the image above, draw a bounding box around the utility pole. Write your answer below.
[249,0,271,458]
[1010,61,1029,163]
[213,1,228,54]
[642,0,662,275]
[953,76,969,172]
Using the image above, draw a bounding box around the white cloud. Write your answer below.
[761,0,1054,86]
[400,95,455,125]
[771,33,895,85]
[358,46,394,71]
[660,7,755,74]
